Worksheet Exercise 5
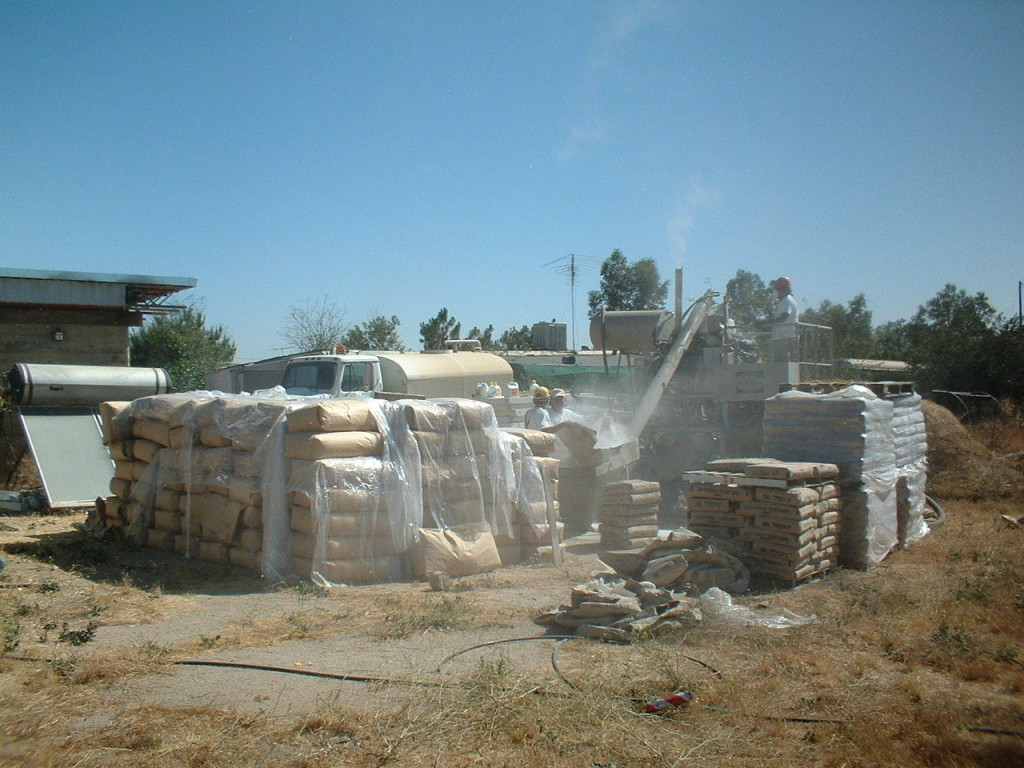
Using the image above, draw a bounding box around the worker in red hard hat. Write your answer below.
[768,276,799,360]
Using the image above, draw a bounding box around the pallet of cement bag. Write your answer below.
[596,510,658,528]
[750,559,824,584]
[687,511,742,529]
[705,457,784,474]
[686,496,735,514]
[602,479,660,496]
[744,462,840,482]
[688,482,752,502]
[752,483,837,507]
[599,523,659,548]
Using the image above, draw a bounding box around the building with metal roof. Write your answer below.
[0,268,196,373]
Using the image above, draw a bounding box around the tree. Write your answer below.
[900,284,1002,395]
[419,308,461,350]
[587,250,668,315]
[497,325,532,350]
[281,295,349,352]
[981,318,1024,401]
[130,306,236,392]
[873,319,910,361]
[467,324,495,350]
[800,294,875,359]
[343,315,405,351]
[723,269,775,325]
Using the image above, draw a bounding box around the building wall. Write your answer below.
[0,322,130,376]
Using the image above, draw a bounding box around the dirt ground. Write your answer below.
[1,404,1023,767]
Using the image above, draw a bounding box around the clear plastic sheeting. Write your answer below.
[99,392,558,586]
[892,393,929,548]
[764,386,900,570]
[115,391,306,580]
[699,587,816,629]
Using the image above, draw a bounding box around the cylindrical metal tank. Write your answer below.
[589,309,675,354]
[6,363,172,406]
[374,351,514,399]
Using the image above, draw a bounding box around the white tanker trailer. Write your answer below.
[279,341,515,401]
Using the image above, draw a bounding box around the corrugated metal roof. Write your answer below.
[0,267,196,290]
[0,267,196,309]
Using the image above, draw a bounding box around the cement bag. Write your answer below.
[99,401,134,444]
[403,401,452,433]
[433,398,497,431]
[285,431,384,460]
[293,555,407,585]
[501,428,556,457]
[414,527,501,578]
[132,418,173,448]
[287,400,380,433]
[290,506,393,538]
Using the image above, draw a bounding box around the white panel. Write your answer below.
[17,407,115,508]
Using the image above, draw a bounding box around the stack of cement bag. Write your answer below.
[762,386,900,570]
[536,528,743,641]
[96,393,560,586]
[683,459,841,583]
[596,480,661,548]
[892,393,929,547]
[96,400,136,534]
[598,528,749,595]
[496,428,563,564]
[404,399,507,532]
[98,394,300,574]
[285,400,411,585]
[535,573,702,642]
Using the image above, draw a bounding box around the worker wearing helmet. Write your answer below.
[524,386,552,430]
[547,388,583,426]
[768,276,799,360]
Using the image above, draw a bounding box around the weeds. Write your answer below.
[376,595,477,640]
[50,654,79,677]
[59,621,97,646]
[1,612,20,653]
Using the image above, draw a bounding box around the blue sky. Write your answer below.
[2,1,1022,361]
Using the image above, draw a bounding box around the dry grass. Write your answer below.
[2,402,1023,767]
[4,496,1022,768]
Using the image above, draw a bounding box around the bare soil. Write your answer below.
[1,402,1022,767]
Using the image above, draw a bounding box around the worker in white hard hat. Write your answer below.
[768,276,799,360]
[524,386,552,430]
[547,388,583,425]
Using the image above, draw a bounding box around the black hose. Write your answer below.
[174,659,449,687]
[435,635,578,672]
[924,494,946,526]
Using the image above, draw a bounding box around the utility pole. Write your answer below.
[1018,280,1022,325]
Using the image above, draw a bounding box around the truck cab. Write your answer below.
[280,353,382,398]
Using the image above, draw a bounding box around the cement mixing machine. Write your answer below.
[589,289,834,522]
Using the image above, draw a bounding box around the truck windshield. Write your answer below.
[281,361,337,395]
[340,362,374,392]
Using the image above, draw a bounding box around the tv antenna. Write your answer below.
[543,253,599,351]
